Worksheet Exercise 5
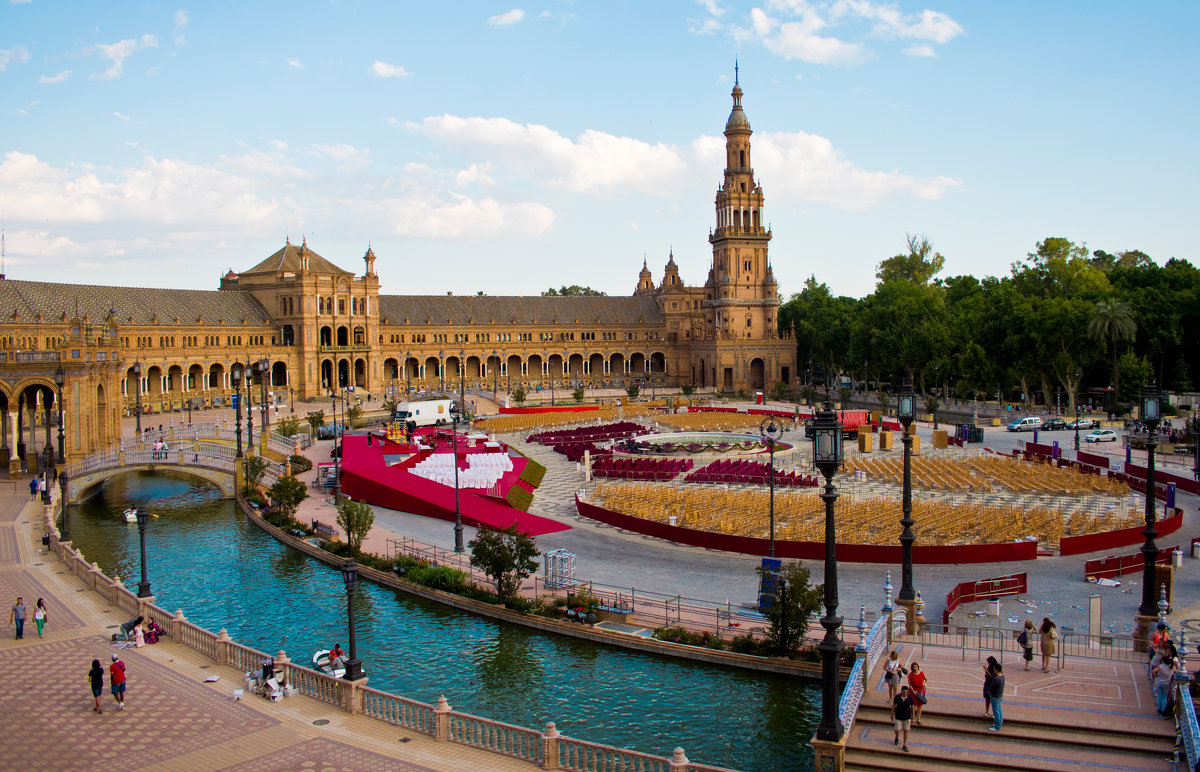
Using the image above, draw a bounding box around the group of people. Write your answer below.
[150,438,171,459]
[28,474,50,500]
[1150,622,1181,717]
[9,596,48,639]
[1017,617,1059,672]
[87,654,128,714]
[884,651,929,752]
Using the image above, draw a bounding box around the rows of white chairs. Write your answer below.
[410,452,513,489]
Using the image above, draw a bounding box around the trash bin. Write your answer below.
[1193,542,1200,560]
[755,391,764,405]
[1174,549,1184,568]
[987,599,1000,616]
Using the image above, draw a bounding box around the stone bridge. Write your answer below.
[62,448,240,503]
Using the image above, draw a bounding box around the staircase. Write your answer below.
[844,700,1176,771]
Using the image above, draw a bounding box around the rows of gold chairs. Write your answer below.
[475,405,655,436]
[654,412,793,433]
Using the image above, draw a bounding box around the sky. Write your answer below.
[1,1,1196,302]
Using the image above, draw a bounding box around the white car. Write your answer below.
[1084,429,1118,443]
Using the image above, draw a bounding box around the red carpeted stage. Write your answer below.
[337,432,569,537]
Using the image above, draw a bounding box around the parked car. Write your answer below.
[1085,429,1118,443]
[1066,418,1096,430]
[1042,418,1067,431]
[1006,416,1042,432]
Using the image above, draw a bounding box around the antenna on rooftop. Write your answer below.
[1,228,6,280]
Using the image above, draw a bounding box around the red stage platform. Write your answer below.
[337,433,569,537]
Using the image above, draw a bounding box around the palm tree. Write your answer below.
[1087,298,1136,405]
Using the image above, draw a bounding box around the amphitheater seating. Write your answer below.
[591,456,693,481]
[684,458,818,487]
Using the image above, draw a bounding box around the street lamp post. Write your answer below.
[459,350,465,415]
[492,350,498,401]
[1074,368,1082,453]
[405,351,411,395]
[40,447,53,503]
[246,362,255,450]
[54,363,65,464]
[451,401,464,553]
[133,361,142,435]
[1191,406,1199,483]
[331,391,342,502]
[231,365,243,459]
[290,386,294,414]
[932,363,939,431]
[135,506,153,598]
[897,377,918,634]
[760,417,784,557]
[339,560,364,681]
[810,401,846,750]
[1135,380,1162,650]
[439,350,445,393]
[258,359,270,429]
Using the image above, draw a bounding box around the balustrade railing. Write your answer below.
[557,738,670,772]
[174,620,220,660]
[267,433,295,456]
[1179,681,1199,771]
[838,609,899,732]
[282,664,344,707]
[447,713,543,765]
[360,687,436,734]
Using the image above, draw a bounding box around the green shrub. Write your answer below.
[408,563,470,594]
[289,455,313,473]
[525,597,562,618]
[651,626,729,650]
[505,485,533,511]
[729,632,768,656]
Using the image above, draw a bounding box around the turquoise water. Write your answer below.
[65,471,820,770]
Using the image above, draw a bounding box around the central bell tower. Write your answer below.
[706,71,777,341]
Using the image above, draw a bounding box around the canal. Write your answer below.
[65,471,820,770]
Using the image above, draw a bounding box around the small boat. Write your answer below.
[123,508,139,523]
[313,649,364,678]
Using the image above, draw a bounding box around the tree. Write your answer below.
[542,285,606,296]
[306,410,326,435]
[336,499,375,555]
[757,562,822,657]
[268,475,308,520]
[1088,298,1136,405]
[626,384,640,399]
[573,387,585,403]
[468,524,540,607]
[875,234,945,286]
[242,455,267,496]
[345,404,363,428]
[382,397,399,417]
[512,386,526,405]
[275,415,302,437]
[680,384,694,396]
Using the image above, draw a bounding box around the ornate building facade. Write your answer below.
[0,80,795,468]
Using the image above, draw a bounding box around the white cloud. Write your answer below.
[903,44,935,57]
[408,115,689,193]
[699,129,961,209]
[40,70,72,84]
[488,8,525,26]
[174,9,189,45]
[370,61,409,78]
[0,45,31,72]
[378,193,553,239]
[88,34,158,80]
[312,143,372,171]
[740,6,866,65]
[269,139,288,151]
[688,16,723,35]
[286,58,303,69]
[699,0,726,16]
[454,163,494,188]
[833,1,962,43]
[9,0,33,5]
[114,111,131,120]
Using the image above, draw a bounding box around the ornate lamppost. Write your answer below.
[491,349,498,401]
[135,506,153,598]
[450,401,464,553]
[331,390,342,502]
[405,351,412,395]
[459,350,466,415]
[1080,367,1089,453]
[133,361,142,435]
[258,358,270,429]
[810,401,846,751]
[290,386,295,414]
[1190,404,1199,484]
[932,363,939,431]
[40,447,53,503]
[1135,380,1162,650]
[339,560,364,681]
[231,364,243,459]
[759,417,784,557]
[897,376,919,633]
[54,363,65,464]
[245,360,255,449]
[439,349,445,393]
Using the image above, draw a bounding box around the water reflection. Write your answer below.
[65,471,818,771]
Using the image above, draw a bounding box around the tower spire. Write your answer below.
[735,59,739,86]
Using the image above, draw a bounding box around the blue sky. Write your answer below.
[1,1,1196,300]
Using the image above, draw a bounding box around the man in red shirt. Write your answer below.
[110,654,127,710]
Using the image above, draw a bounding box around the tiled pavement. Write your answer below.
[0,488,537,771]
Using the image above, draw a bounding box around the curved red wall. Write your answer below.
[576,497,1038,564]
[1059,509,1184,556]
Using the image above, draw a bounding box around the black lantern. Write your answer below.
[340,560,364,680]
[54,363,66,464]
[760,416,784,557]
[896,376,918,631]
[1073,368,1082,452]
[439,349,445,393]
[258,358,271,429]
[1137,379,1161,636]
[231,364,243,459]
[450,401,464,553]
[135,506,152,598]
[132,361,143,434]
[492,349,499,399]
[810,402,844,742]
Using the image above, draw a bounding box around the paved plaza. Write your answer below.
[15,399,1188,770]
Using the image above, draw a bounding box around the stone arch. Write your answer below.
[271,361,288,389]
[321,359,334,390]
[146,365,163,395]
[337,358,350,388]
[208,363,225,390]
[384,357,399,380]
[750,358,765,390]
[337,326,349,347]
[187,363,204,391]
[320,326,333,347]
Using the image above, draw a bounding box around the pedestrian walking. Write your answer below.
[9,596,25,639]
[1039,617,1058,672]
[884,650,904,702]
[982,656,998,717]
[988,663,1006,731]
[88,659,105,714]
[1152,654,1177,716]
[33,598,47,637]
[38,475,47,499]
[907,662,928,724]
[109,653,126,710]
[28,477,38,498]
[1018,620,1035,670]
[891,685,915,752]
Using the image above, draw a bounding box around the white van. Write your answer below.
[394,399,454,427]
[1006,416,1042,432]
